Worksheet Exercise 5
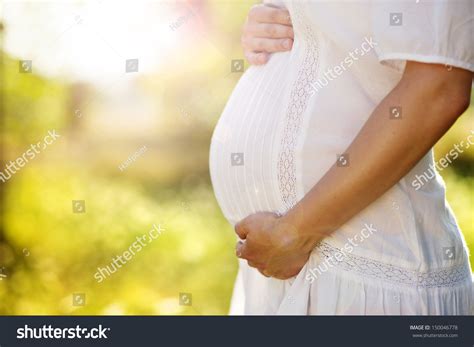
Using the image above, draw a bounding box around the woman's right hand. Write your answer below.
[241,4,294,65]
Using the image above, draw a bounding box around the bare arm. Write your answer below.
[236,62,472,279]
[287,62,472,252]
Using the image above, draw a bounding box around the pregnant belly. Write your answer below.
[209,53,292,225]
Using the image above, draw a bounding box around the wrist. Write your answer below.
[278,208,322,254]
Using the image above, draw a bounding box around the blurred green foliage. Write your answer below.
[2,165,237,314]
[0,1,252,315]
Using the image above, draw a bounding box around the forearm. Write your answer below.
[282,62,472,252]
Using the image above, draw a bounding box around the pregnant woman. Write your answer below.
[209,1,473,314]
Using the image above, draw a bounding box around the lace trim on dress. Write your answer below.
[277,3,319,211]
[316,242,471,288]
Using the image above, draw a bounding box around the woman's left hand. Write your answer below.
[235,212,312,280]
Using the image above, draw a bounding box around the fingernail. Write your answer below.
[283,39,292,49]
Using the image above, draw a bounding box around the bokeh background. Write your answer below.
[0,0,472,315]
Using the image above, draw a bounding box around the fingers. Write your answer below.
[235,240,245,257]
[236,240,265,270]
[244,51,269,65]
[242,36,293,53]
[242,4,293,65]
[236,238,253,261]
[248,4,292,26]
[237,242,270,277]
[244,22,294,40]
[242,8,294,55]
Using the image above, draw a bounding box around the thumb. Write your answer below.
[234,219,249,240]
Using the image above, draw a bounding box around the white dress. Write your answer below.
[209,0,473,315]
